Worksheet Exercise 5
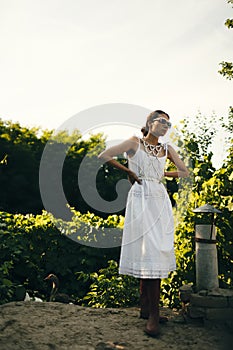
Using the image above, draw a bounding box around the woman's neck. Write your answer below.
[143,134,159,145]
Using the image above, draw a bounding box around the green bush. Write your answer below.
[78,260,139,308]
[0,211,120,304]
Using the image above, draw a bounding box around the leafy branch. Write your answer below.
[218,1,233,79]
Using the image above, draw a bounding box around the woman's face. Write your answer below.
[149,114,171,137]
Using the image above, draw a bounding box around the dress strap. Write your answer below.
[163,143,169,157]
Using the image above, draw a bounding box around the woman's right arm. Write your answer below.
[98,137,142,185]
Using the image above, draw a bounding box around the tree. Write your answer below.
[0,119,129,216]
[218,0,233,79]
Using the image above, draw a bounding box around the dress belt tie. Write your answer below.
[139,176,162,183]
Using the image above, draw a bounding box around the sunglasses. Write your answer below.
[152,117,172,128]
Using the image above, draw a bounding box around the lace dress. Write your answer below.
[119,139,176,279]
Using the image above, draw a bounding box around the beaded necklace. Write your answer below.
[141,138,163,157]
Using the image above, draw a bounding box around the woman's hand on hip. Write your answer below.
[127,170,142,185]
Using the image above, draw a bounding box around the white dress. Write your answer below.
[119,138,176,279]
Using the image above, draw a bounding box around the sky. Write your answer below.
[0,0,232,167]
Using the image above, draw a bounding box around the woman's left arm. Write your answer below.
[164,145,190,178]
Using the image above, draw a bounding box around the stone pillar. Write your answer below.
[195,224,219,291]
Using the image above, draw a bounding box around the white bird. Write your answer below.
[24,292,43,302]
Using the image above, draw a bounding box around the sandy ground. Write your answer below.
[0,302,232,350]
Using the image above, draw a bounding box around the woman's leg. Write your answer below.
[140,279,149,318]
[144,278,161,336]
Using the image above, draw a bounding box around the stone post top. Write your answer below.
[192,203,222,214]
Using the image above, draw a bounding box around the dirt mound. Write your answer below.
[0,302,232,350]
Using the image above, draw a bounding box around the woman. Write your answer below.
[98,110,189,337]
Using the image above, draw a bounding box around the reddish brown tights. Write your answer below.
[140,279,161,335]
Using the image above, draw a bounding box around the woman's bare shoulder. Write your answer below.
[125,136,140,156]
[129,135,140,141]
[127,136,140,149]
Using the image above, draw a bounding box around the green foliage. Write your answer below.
[220,106,233,135]
[0,119,108,214]
[218,1,233,79]
[219,62,233,80]
[0,118,130,216]
[0,210,120,304]
[178,112,217,162]
[55,208,124,248]
[225,18,233,28]
[197,125,233,288]
[0,155,8,165]
[174,113,216,202]
[78,260,139,308]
